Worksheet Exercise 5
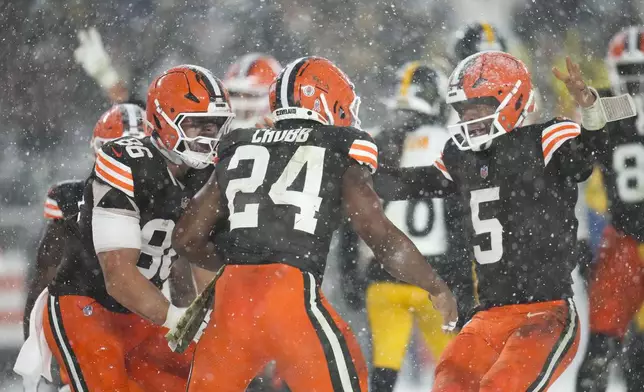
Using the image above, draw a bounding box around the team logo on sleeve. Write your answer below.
[480,165,489,179]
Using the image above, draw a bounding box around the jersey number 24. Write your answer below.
[225,145,325,235]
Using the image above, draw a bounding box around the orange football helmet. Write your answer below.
[446,51,534,150]
[224,53,282,128]
[606,26,644,96]
[147,65,234,169]
[269,56,361,128]
[91,103,146,153]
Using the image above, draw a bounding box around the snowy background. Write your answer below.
[1,0,643,390]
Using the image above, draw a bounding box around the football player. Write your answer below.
[18,104,147,391]
[22,103,147,341]
[378,51,607,391]
[40,65,229,391]
[172,56,458,392]
[346,62,476,391]
[577,26,644,392]
[450,21,542,127]
[224,53,282,129]
[450,22,507,64]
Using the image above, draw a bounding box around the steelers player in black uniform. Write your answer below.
[379,51,610,391]
[39,65,229,392]
[341,62,476,391]
[22,103,146,341]
[450,22,507,65]
[577,26,644,392]
[172,56,458,392]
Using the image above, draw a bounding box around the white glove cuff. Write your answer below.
[96,67,120,90]
[580,87,606,131]
[162,304,185,330]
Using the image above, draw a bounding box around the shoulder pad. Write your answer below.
[44,189,64,220]
[344,127,378,173]
[541,118,581,166]
[95,141,135,198]
[44,179,84,220]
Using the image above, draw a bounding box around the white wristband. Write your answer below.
[162,304,186,330]
[580,87,606,131]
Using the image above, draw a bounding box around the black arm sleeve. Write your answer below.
[336,220,366,310]
[442,197,477,327]
[549,127,608,182]
[374,165,457,200]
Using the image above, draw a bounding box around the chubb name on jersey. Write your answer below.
[251,128,311,144]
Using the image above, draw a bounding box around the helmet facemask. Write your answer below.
[448,80,534,151]
[155,99,234,169]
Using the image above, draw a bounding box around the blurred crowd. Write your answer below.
[2,0,642,205]
[1,0,643,385]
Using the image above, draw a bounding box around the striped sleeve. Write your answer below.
[349,139,378,173]
[541,121,582,167]
[43,196,63,219]
[94,149,135,197]
[434,154,453,181]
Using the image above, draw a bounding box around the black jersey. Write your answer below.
[44,180,85,221]
[596,93,644,242]
[50,136,210,312]
[213,121,378,280]
[381,118,607,309]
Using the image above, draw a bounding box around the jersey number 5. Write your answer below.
[226,145,325,234]
[470,187,503,264]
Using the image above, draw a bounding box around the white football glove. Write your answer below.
[73,27,120,89]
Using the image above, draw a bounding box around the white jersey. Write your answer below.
[383,124,450,256]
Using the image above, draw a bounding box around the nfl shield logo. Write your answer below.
[480,165,489,179]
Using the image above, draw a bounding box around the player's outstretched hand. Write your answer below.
[74,27,120,90]
[552,57,596,108]
[431,290,458,333]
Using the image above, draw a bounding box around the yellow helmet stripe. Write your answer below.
[399,61,421,97]
[481,23,495,44]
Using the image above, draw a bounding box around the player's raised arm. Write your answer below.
[173,169,226,272]
[342,163,458,328]
[548,57,611,180]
